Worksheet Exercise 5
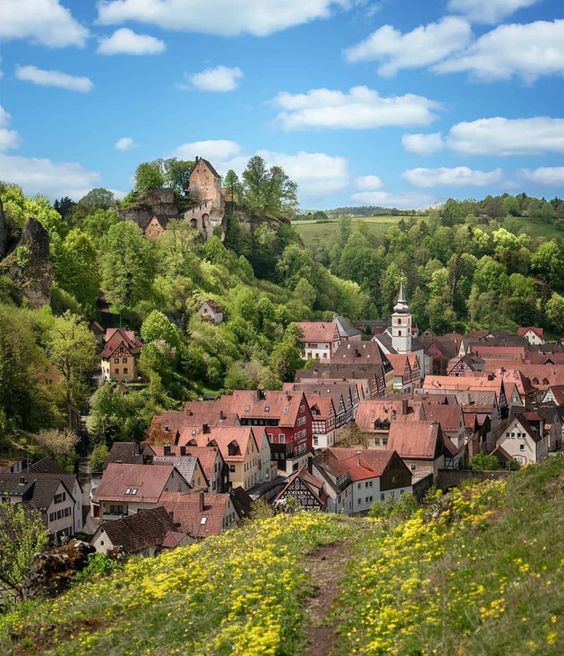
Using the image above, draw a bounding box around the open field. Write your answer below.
[293,215,410,247]
[505,216,564,240]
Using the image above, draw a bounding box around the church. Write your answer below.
[371,283,426,381]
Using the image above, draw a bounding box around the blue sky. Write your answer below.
[0,0,563,209]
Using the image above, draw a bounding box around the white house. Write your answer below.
[495,413,549,466]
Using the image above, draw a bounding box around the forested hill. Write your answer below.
[2,456,562,655]
[297,194,564,337]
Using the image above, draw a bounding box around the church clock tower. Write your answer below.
[391,281,412,354]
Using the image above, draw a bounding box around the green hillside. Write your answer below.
[293,215,407,247]
[2,457,562,656]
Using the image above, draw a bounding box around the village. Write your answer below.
[1,276,562,559]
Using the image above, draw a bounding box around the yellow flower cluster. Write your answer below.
[336,480,508,656]
[1,512,354,656]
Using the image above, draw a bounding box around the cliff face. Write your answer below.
[0,197,8,259]
[119,188,187,231]
[0,218,53,307]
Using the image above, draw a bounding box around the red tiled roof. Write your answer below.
[94,463,177,503]
[226,390,308,427]
[324,447,401,480]
[177,426,260,464]
[518,326,544,338]
[421,404,463,433]
[387,421,443,459]
[332,340,389,366]
[159,491,234,539]
[356,399,420,432]
[296,321,340,343]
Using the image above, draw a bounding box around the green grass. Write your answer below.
[504,215,564,240]
[292,215,408,248]
[333,456,564,656]
[1,458,562,656]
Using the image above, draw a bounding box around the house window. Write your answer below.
[122,358,127,363]
[410,464,417,471]
[520,444,525,451]
[229,464,236,473]
[54,492,66,503]
[123,368,128,374]
[398,330,402,336]
[279,434,286,444]
[114,358,119,364]
[313,436,318,446]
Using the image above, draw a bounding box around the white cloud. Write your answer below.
[0,105,20,151]
[402,132,445,155]
[447,0,539,24]
[258,150,349,198]
[0,0,88,47]
[345,17,471,77]
[402,166,502,188]
[96,0,346,37]
[446,117,564,155]
[350,190,437,210]
[115,137,136,151]
[15,65,93,93]
[434,19,564,81]
[97,28,166,55]
[173,139,243,162]
[273,86,441,130]
[186,65,243,92]
[0,153,101,199]
[355,175,383,190]
[521,167,564,186]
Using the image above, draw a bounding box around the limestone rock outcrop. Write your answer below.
[0,218,53,307]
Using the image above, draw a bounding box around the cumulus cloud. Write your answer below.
[0,105,19,151]
[115,137,136,151]
[345,17,471,77]
[520,167,564,186]
[402,166,502,188]
[183,65,243,92]
[402,132,445,155]
[273,86,441,130]
[0,153,101,199]
[446,117,564,155]
[15,65,93,93]
[447,0,539,24]
[171,140,348,199]
[434,19,564,81]
[355,175,383,190]
[97,28,165,55]
[0,0,88,47]
[173,139,243,162]
[257,150,349,198]
[350,190,437,210]
[96,0,345,37]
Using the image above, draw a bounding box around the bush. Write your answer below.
[471,453,501,471]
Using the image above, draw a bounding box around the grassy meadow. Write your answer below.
[292,215,410,247]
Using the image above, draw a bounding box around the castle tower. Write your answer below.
[391,281,412,353]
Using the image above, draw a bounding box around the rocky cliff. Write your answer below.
[0,218,53,307]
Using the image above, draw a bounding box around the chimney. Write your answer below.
[219,410,225,421]
[202,423,210,434]
[180,446,187,456]
[401,399,408,415]
[257,389,265,401]
[487,373,494,381]
[307,456,313,474]
[164,444,171,456]
[199,490,205,513]
[356,450,361,464]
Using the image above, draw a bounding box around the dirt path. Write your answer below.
[300,539,354,656]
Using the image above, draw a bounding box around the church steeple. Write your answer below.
[391,280,412,353]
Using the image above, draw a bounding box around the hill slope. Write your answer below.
[1,457,562,656]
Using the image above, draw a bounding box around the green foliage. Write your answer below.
[47,312,98,407]
[471,453,502,470]
[89,443,109,474]
[0,503,48,597]
[368,492,419,521]
[100,221,156,310]
[134,161,165,193]
[73,552,122,584]
[241,156,298,218]
[54,229,99,310]
[134,158,194,195]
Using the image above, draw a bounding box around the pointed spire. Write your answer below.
[393,278,409,314]
[398,279,406,304]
